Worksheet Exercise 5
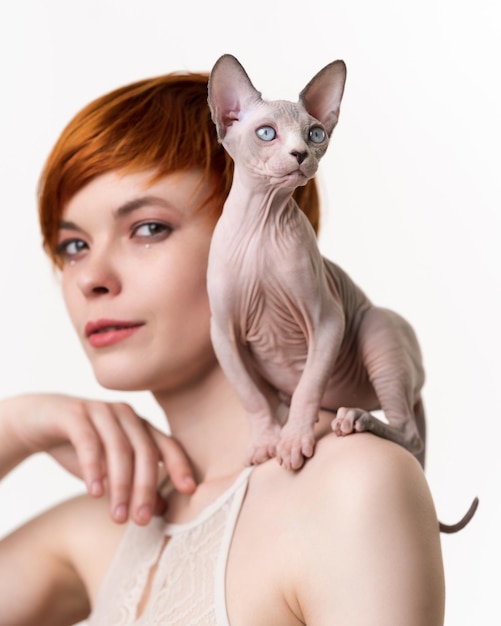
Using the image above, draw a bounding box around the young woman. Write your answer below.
[0,72,445,625]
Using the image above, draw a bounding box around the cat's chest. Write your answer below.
[207,210,321,357]
[208,215,303,297]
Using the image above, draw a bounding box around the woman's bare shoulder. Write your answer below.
[251,432,445,625]
[6,493,126,599]
[296,432,437,522]
[308,430,425,481]
[47,493,128,601]
[0,493,126,624]
[251,431,438,535]
[250,430,442,558]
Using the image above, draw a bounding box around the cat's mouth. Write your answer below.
[268,166,314,187]
[284,169,310,183]
[269,170,308,187]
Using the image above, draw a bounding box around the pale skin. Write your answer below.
[0,169,445,625]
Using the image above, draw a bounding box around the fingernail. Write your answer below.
[137,505,152,524]
[89,480,103,497]
[183,476,196,491]
[114,503,128,523]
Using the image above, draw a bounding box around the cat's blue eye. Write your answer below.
[309,126,326,144]
[256,126,277,142]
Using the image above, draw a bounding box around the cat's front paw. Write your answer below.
[276,427,316,471]
[246,426,281,466]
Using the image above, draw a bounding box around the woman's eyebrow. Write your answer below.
[58,196,174,231]
[58,219,82,232]
[114,195,172,218]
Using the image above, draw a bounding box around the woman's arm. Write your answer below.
[296,433,445,626]
[0,392,197,625]
[0,497,94,625]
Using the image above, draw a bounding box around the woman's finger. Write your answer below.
[57,400,107,496]
[85,402,136,523]
[148,427,197,495]
[113,407,166,525]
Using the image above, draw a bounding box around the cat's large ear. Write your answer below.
[299,60,347,136]
[208,54,262,140]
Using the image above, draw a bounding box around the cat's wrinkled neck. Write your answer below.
[225,165,296,226]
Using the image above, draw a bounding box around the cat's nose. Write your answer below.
[291,150,307,165]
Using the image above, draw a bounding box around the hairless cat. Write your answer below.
[207,54,477,532]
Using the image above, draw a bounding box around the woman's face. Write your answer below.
[58,169,219,393]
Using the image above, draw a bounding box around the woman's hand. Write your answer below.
[0,393,196,525]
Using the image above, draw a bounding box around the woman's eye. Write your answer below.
[256,126,277,142]
[309,126,326,144]
[133,222,173,239]
[55,238,88,261]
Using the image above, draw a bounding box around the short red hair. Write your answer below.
[38,72,320,265]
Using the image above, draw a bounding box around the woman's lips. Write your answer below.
[85,319,144,348]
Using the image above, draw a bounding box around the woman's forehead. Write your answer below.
[62,169,213,220]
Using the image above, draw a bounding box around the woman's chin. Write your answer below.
[93,368,151,392]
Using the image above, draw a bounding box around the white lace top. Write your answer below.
[86,467,254,625]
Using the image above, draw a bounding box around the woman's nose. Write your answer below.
[76,251,122,298]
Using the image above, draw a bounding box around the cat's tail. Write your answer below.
[438,496,479,533]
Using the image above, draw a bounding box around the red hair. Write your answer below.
[38,72,320,266]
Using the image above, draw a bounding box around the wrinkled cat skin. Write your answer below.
[207,54,427,471]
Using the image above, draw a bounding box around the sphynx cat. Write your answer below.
[206,55,478,533]
[207,54,426,472]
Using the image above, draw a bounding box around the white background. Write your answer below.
[0,1,499,624]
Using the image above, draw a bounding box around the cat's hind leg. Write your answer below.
[332,306,426,463]
[332,401,425,461]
